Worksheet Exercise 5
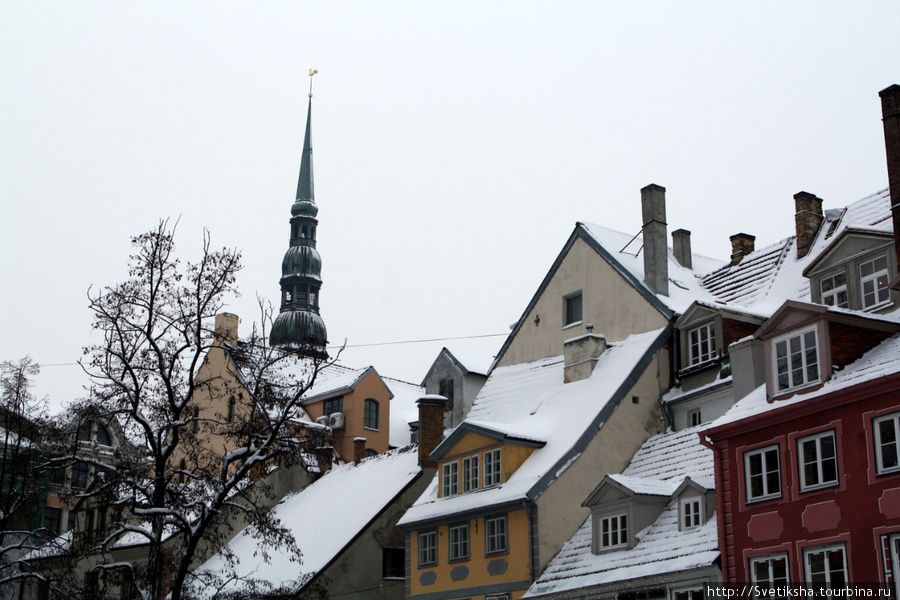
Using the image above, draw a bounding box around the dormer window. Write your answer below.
[820,272,848,308]
[483,449,501,487]
[462,455,479,492]
[598,513,628,550]
[679,497,703,530]
[860,254,890,310]
[773,327,819,394]
[688,322,716,365]
[442,461,459,497]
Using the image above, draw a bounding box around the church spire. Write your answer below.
[269,70,328,357]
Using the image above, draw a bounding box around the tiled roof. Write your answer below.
[525,426,717,598]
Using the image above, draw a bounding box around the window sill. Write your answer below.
[562,320,583,331]
[363,427,380,432]
[382,577,405,581]
[448,557,470,564]
[799,481,839,494]
[863,300,894,313]
[746,493,782,505]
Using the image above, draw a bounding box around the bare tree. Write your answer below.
[75,221,335,600]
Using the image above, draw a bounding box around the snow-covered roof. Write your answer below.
[710,331,900,430]
[400,328,669,526]
[193,446,421,597]
[524,425,716,598]
[384,376,425,448]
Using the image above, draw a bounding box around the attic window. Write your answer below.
[599,513,628,550]
[565,292,583,326]
[688,322,716,365]
[820,272,848,308]
[860,255,890,310]
[680,497,703,530]
[773,327,819,394]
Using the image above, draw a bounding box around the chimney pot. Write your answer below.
[793,191,824,259]
[641,184,669,296]
[729,233,756,266]
[672,229,692,270]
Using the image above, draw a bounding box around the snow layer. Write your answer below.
[193,446,421,596]
[383,376,425,448]
[525,426,716,598]
[400,328,667,526]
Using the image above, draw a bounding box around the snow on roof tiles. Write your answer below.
[400,329,668,526]
[525,426,716,598]
[194,446,421,597]
[384,376,425,448]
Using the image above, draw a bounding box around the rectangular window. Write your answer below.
[804,545,847,589]
[689,322,717,365]
[448,523,470,561]
[689,408,702,428]
[486,596,510,600]
[485,516,508,555]
[323,396,343,417]
[874,412,900,474]
[680,497,702,530]
[599,513,628,549]
[442,461,459,497]
[382,548,405,579]
[674,590,704,600]
[43,507,61,536]
[71,462,89,490]
[749,554,789,588]
[565,293,583,326]
[820,272,848,308]
[462,455,479,493]
[774,328,819,393]
[745,445,781,502]
[417,531,437,566]
[364,398,379,430]
[798,431,838,491]
[860,255,890,310]
[483,449,501,487]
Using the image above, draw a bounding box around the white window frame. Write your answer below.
[486,595,510,600]
[688,322,717,365]
[749,553,790,589]
[680,496,703,531]
[598,513,628,550]
[744,445,781,502]
[442,461,458,497]
[803,544,848,588]
[820,271,848,308]
[798,430,838,492]
[874,412,900,475]
[483,449,501,487]
[773,327,820,394]
[462,455,479,493]
[890,534,900,600]
[689,408,702,428]
[417,531,437,566]
[448,523,469,562]
[564,292,583,327]
[860,254,891,310]
[484,515,508,555]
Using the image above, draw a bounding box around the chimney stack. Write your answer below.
[730,233,756,266]
[672,229,692,270]
[794,192,824,259]
[641,184,669,296]
[416,395,448,469]
[313,446,334,473]
[214,313,239,346]
[564,325,606,383]
[880,84,900,272]
[353,437,367,464]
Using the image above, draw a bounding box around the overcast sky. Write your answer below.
[2,1,899,410]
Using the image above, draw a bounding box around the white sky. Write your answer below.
[1,1,898,410]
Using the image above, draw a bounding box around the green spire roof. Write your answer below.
[296,99,314,202]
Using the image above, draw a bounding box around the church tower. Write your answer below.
[270,79,328,358]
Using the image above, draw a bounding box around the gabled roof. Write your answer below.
[193,446,421,597]
[420,347,493,386]
[524,425,716,598]
[399,328,670,527]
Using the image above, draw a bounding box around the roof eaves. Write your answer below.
[526,327,672,502]
[430,422,546,461]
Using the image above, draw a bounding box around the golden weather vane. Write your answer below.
[308,69,318,98]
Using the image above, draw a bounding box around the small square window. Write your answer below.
[599,513,628,550]
[773,328,820,394]
[745,445,781,502]
[860,255,890,310]
[820,272,848,308]
[680,497,702,530]
[749,553,789,589]
[874,412,900,475]
[448,523,469,561]
[798,431,838,491]
[565,293,583,326]
[689,408,702,427]
[382,548,405,579]
[417,531,437,566]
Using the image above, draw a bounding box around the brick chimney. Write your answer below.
[880,84,900,272]
[672,229,692,270]
[214,312,239,346]
[730,233,756,266]
[794,192,824,259]
[313,446,333,473]
[416,395,447,469]
[641,184,669,296]
[353,437,367,464]
[564,324,606,383]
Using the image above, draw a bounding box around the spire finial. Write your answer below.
[308,69,318,98]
